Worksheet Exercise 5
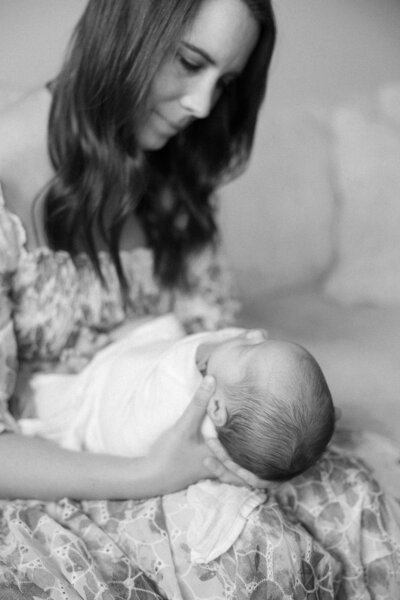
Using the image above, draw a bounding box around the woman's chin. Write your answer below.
[137,128,172,151]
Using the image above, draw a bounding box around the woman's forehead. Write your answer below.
[184,0,260,73]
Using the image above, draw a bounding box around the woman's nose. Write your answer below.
[180,77,216,119]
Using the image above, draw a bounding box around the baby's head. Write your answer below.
[202,330,335,481]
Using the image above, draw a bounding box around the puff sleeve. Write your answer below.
[0,185,23,433]
[173,244,241,333]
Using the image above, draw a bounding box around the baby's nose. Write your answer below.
[244,329,268,342]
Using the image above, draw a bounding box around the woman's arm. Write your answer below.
[0,432,156,500]
[0,377,253,500]
[0,376,268,501]
[0,378,213,500]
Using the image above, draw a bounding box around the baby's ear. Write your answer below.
[207,394,228,427]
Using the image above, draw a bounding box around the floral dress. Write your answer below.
[1,187,400,599]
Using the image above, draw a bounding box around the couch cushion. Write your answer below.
[219,107,335,297]
[324,84,400,306]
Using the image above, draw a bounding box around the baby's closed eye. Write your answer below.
[196,359,208,377]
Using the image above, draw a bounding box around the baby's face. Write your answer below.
[203,330,302,394]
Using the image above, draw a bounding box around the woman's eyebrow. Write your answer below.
[181,42,216,66]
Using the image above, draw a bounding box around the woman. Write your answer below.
[0,0,274,500]
[0,0,399,597]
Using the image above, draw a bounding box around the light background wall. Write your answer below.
[1,0,400,104]
[268,0,400,108]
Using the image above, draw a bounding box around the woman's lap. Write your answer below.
[1,448,399,599]
[276,447,400,599]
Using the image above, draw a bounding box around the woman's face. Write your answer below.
[136,0,260,150]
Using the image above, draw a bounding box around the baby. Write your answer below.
[24,315,335,482]
[196,327,335,480]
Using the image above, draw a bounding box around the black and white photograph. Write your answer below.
[0,1,399,597]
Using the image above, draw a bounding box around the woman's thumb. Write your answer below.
[177,376,216,434]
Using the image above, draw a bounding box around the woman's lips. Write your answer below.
[153,112,179,133]
[154,112,192,134]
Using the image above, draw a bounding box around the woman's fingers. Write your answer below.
[202,455,244,486]
[175,376,216,436]
[153,373,272,491]
[145,376,217,493]
[206,438,271,489]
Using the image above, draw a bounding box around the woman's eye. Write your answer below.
[178,55,202,73]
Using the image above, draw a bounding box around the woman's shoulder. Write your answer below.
[0,183,26,275]
[0,87,50,130]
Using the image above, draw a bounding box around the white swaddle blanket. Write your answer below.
[20,314,266,562]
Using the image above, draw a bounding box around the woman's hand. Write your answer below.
[146,375,271,495]
[205,438,271,489]
[0,374,270,501]
[146,376,217,494]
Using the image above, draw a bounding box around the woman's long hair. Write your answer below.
[44,0,276,290]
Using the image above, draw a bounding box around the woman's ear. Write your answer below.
[207,394,228,427]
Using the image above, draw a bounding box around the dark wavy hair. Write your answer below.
[44,0,276,290]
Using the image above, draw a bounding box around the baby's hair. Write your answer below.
[216,350,335,481]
